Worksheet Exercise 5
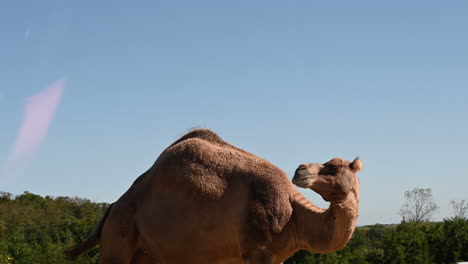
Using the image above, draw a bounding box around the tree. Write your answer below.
[399,188,438,224]
[366,224,385,250]
[383,222,431,264]
[440,218,468,262]
[284,250,317,264]
[0,191,106,264]
[422,222,447,263]
[450,200,468,219]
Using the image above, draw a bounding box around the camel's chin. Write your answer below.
[292,177,315,189]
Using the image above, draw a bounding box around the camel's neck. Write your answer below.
[292,188,359,253]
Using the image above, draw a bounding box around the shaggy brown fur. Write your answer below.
[66,129,363,264]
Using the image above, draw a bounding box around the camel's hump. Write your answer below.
[153,129,293,238]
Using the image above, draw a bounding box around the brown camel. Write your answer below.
[66,129,363,264]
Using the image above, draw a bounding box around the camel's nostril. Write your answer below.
[295,169,314,178]
[297,165,307,171]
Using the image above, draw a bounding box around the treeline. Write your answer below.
[0,191,105,264]
[1,192,467,264]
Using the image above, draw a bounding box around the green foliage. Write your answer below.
[383,222,431,264]
[0,191,107,264]
[441,218,468,262]
[424,222,446,263]
[0,253,13,264]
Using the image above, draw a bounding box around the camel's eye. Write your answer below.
[320,164,339,176]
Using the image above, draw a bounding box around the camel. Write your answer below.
[66,129,363,264]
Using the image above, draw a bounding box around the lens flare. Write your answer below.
[7,79,65,164]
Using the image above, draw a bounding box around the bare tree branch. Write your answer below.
[399,188,438,224]
[450,199,467,219]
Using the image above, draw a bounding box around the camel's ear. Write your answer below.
[350,157,363,172]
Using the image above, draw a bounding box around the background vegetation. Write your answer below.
[0,191,105,264]
[0,191,467,264]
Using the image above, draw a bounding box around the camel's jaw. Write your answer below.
[292,167,317,188]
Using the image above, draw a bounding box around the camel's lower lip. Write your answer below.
[292,175,316,188]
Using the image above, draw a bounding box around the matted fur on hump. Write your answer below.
[157,129,293,234]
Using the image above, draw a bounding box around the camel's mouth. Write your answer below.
[292,169,316,188]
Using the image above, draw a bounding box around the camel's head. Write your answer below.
[292,157,363,202]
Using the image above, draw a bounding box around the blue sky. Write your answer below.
[1,1,467,225]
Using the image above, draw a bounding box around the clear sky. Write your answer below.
[1,0,467,226]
